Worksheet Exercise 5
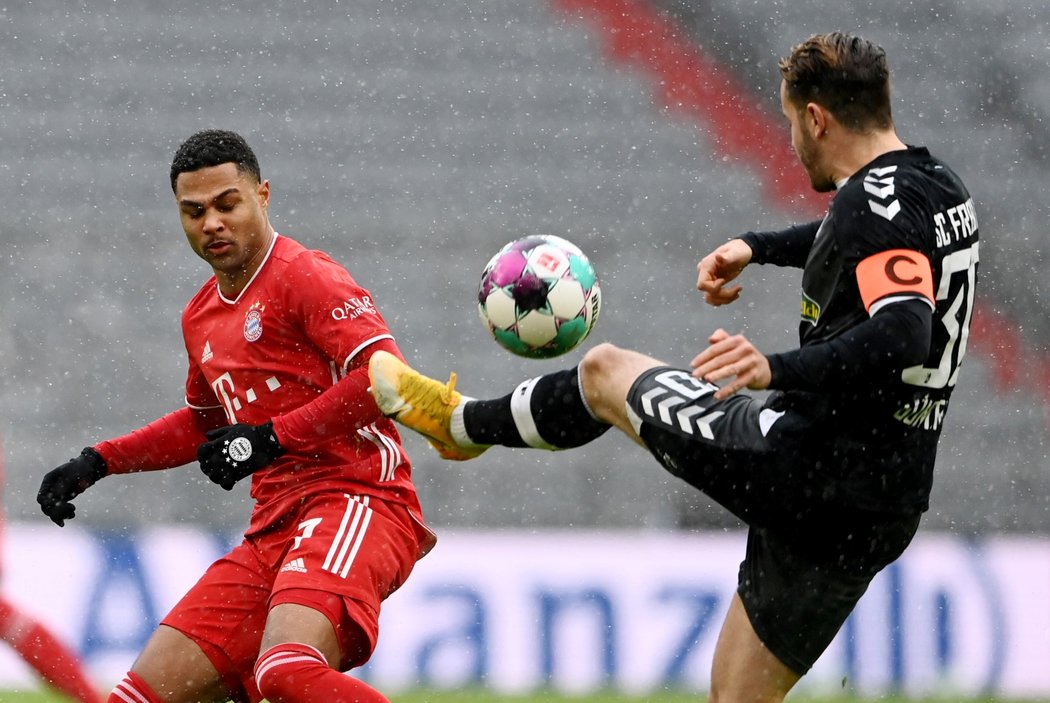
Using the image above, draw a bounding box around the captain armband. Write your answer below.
[855,249,935,316]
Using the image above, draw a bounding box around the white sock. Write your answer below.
[449,399,486,447]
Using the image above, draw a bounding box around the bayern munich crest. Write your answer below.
[244,303,264,342]
[227,436,254,462]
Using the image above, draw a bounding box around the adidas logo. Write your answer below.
[201,341,213,364]
[279,558,307,574]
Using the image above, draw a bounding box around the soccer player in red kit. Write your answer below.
[36,129,434,703]
[0,436,103,703]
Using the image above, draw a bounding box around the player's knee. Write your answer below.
[579,343,656,417]
[579,342,626,388]
[581,341,619,366]
[255,642,329,703]
[582,342,659,377]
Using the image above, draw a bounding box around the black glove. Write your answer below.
[37,447,108,526]
[197,421,285,491]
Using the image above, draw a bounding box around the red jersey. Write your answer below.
[181,234,424,535]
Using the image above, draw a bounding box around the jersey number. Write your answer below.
[901,242,979,389]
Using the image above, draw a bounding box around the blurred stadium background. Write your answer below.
[1,0,1044,535]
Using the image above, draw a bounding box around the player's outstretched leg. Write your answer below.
[368,350,611,459]
[368,351,488,460]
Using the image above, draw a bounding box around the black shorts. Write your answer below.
[626,366,921,673]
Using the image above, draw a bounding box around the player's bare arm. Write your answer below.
[696,238,753,306]
[690,328,771,400]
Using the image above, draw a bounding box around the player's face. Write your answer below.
[175,162,273,295]
[780,81,836,193]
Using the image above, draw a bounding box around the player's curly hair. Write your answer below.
[779,32,893,132]
[170,129,262,193]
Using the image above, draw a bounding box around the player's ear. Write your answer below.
[807,102,831,139]
[257,179,271,208]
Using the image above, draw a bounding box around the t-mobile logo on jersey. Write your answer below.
[211,372,283,424]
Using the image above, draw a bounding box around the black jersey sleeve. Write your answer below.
[739,220,822,268]
[766,298,933,392]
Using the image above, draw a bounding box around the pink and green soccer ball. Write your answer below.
[477,235,602,359]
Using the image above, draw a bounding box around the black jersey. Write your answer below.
[743,146,979,512]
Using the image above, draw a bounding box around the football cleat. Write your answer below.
[368,351,488,461]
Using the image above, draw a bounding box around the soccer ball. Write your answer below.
[477,234,602,359]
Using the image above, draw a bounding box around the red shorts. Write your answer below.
[161,492,425,702]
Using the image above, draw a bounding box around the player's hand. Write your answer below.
[696,239,752,306]
[691,328,771,400]
[197,421,285,491]
[37,448,108,526]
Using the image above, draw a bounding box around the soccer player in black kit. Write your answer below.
[369,31,979,702]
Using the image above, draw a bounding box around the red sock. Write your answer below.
[255,643,389,703]
[0,597,103,703]
[108,671,164,703]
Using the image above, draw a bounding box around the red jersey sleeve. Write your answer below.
[185,366,222,410]
[271,337,404,451]
[93,406,227,474]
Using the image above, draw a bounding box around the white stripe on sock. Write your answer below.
[255,643,326,681]
[111,678,149,703]
[509,377,557,450]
